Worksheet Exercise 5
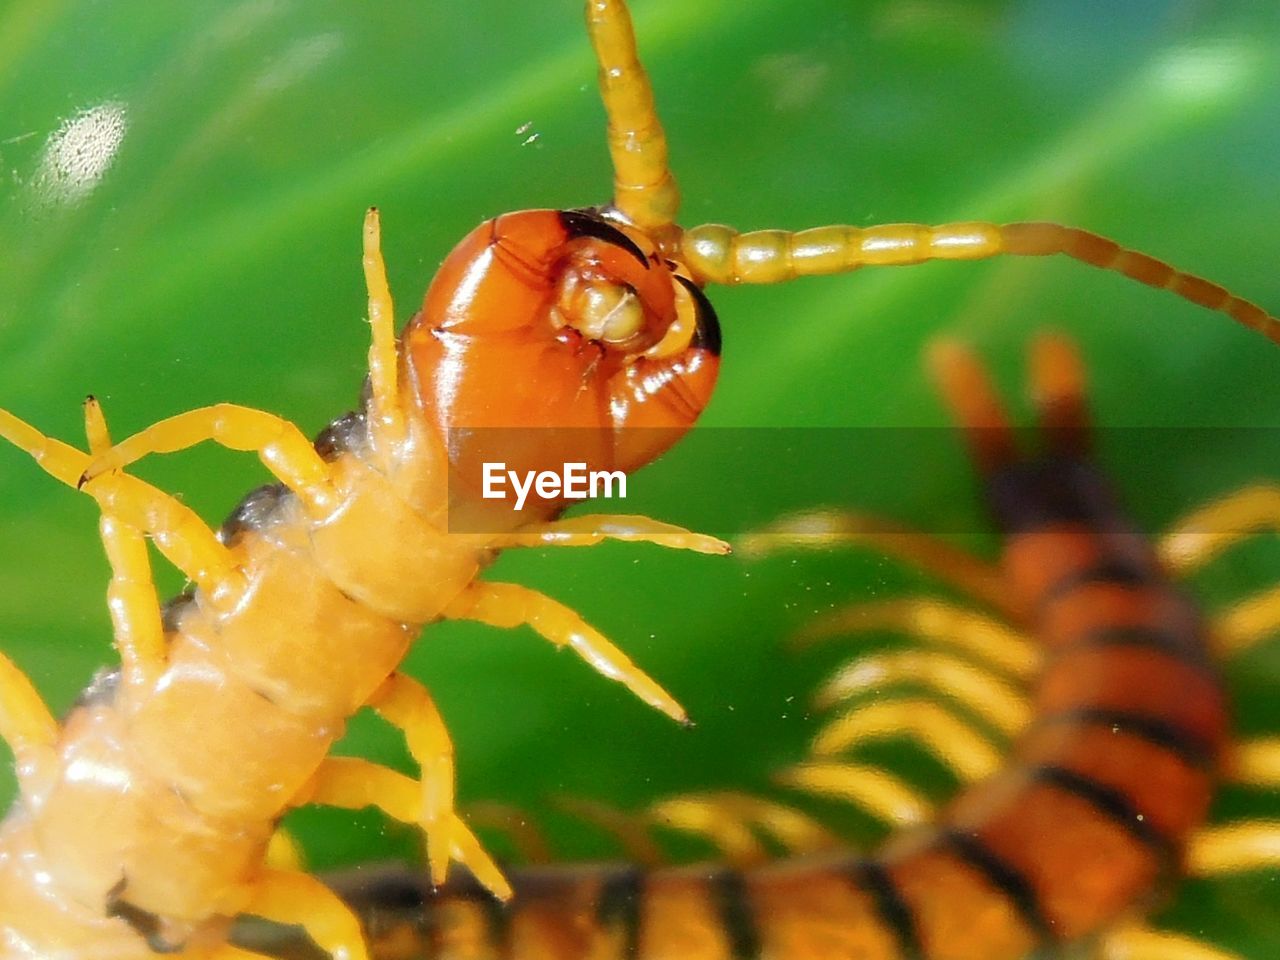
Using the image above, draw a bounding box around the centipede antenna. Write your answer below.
[586,0,680,230]
[678,220,1280,346]
[928,338,1018,475]
[1029,332,1091,460]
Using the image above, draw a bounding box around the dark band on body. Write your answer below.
[1031,765,1176,864]
[846,860,924,960]
[939,830,1054,943]
[596,865,646,960]
[709,869,760,960]
[1033,708,1217,769]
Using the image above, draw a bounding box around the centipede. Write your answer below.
[239,334,1280,959]
[1,0,1278,957]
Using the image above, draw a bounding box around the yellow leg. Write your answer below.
[298,756,511,900]
[0,407,89,488]
[556,796,667,866]
[646,792,838,867]
[1159,484,1280,575]
[92,474,239,596]
[0,651,58,784]
[705,794,838,857]
[491,514,728,555]
[814,649,1031,737]
[362,207,405,445]
[795,597,1037,679]
[560,792,836,867]
[737,510,1015,619]
[1186,822,1280,876]
[678,221,1280,345]
[1228,737,1280,787]
[464,801,555,864]
[646,795,766,866]
[775,760,933,827]
[1211,584,1280,658]
[191,946,279,960]
[0,406,236,595]
[812,699,1003,784]
[558,798,665,870]
[264,828,305,873]
[1099,921,1242,960]
[443,580,687,724]
[365,672,457,887]
[240,868,369,960]
[79,404,336,515]
[84,397,166,690]
[585,0,679,230]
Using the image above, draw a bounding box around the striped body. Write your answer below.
[0,408,476,955]
[254,450,1225,960]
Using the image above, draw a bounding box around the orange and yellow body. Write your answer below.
[0,402,447,952]
[279,341,1232,960]
[0,206,721,956]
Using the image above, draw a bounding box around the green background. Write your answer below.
[1,0,1278,954]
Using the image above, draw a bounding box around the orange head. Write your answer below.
[404,207,719,516]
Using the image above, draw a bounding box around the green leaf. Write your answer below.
[1,0,1277,954]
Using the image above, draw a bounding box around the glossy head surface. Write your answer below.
[405,208,720,502]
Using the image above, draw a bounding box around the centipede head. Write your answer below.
[404,207,720,515]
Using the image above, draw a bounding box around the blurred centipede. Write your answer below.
[251,336,1279,960]
[3,0,1280,957]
